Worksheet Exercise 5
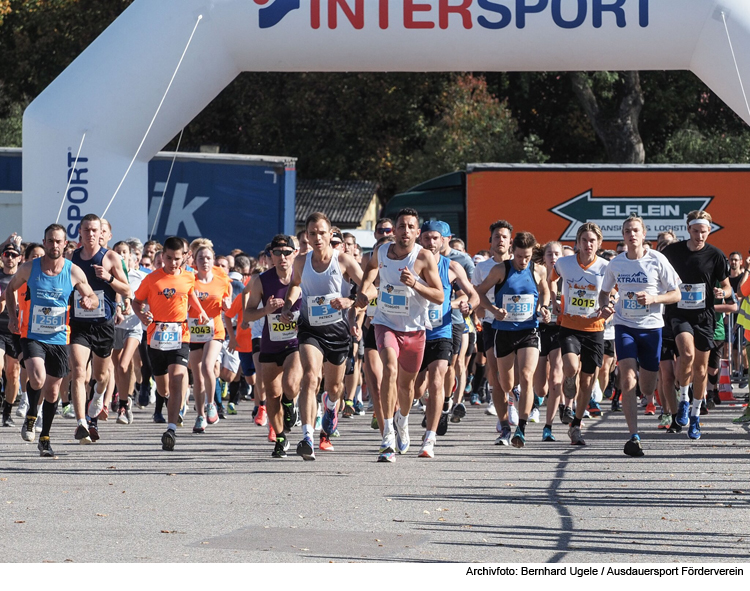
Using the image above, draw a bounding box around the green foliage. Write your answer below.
[0,100,22,146]
[653,128,750,164]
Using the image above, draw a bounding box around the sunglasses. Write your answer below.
[271,249,294,257]
[331,241,342,247]
[2,252,20,258]
[376,227,393,234]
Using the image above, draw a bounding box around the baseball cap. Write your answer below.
[420,221,452,237]
[270,235,294,249]
[2,243,21,256]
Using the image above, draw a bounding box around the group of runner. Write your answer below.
[0,207,748,460]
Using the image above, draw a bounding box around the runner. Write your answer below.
[355,208,444,462]
[133,236,209,451]
[280,212,363,460]
[69,214,132,443]
[243,235,302,458]
[661,210,732,439]
[4,224,99,457]
[416,221,478,458]
[475,232,551,448]
[598,215,681,457]
[0,237,23,427]
[550,222,609,446]
[188,239,232,434]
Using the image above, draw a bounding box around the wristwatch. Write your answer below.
[107,274,115,284]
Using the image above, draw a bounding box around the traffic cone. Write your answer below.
[719,359,737,402]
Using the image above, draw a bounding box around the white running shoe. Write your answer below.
[16,400,29,418]
[529,408,540,423]
[394,413,410,454]
[62,404,76,419]
[508,403,519,426]
[87,395,104,420]
[485,401,497,416]
[35,409,43,433]
[418,438,435,458]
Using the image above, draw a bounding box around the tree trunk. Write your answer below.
[570,71,645,164]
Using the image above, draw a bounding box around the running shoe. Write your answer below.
[342,400,355,418]
[394,414,410,454]
[353,400,365,415]
[542,426,556,442]
[561,406,575,425]
[153,411,166,424]
[21,416,36,442]
[268,426,276,442]
[450,402,466,423]
[534,394,545,408]
[98,405,109,421]
[217,404,226,420]
[568,424,586,446]
[587,400,602,418]
[583,409,591,419]
[125,399,133,424]
[611,394,621,412]
[623,435,645,458]
[282,399,297,432]
[379,432,396,454]
[675,400,690,427]
[117,406,129,425]
[700,399,708,416]
[706,394,716,410]
[485,401,497,416]
[87,396,104,422]
[2,414,14,428]
[321,392,338,434]
[62,403,76,419]
[494,426,512,446]
[74,423,91,444]
[371,415,379,430]
[193,416,206,434]
[176,408,184,427]
[272,439,287,459]
[16,400,29,418]
[378,449,396,463]
[666,418,683,434]
[508,403,519,426]
[512,385,521,402]
[319,433,334,452]
[37,436,55,458]
[88,421,100,442]
[732,408,750,424]
[330,428,340,437]
[296,437,315,461]
[421,414,427,429]
[528,408,540,423]
[161,428,176,451]
[511,427,526,449]
[658,413,672,429]
[470,393,481,406]
[437,411,449,436]
[206,403,219,425]
[687,416,701,440]
[711,390,722,406]
[227,402,238,415]
[254,405,268,427]
[418,438,435,458]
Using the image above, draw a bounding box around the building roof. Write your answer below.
[296,179,379,227]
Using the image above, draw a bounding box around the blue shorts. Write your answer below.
[614,325,662,372]
[238,351,256,376]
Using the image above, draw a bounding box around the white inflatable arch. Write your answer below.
[22,0,750,241]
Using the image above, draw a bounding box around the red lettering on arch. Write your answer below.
[329,0,365,30]
[404,0,434,29]
[439,0,473,29]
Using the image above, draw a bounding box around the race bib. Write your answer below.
[366,297,378,318]
[31,305,66,335]
[268,312,299,342]
[502,294,535,323]
[73,290,106,319]
[379,285,410,316]
[678,283,706,310]
[307,294,343,326]
[427,302,444,328]
[151,322,182,351]
[188,318,215,343]
[621,293,648,319]
[567,289,597,317]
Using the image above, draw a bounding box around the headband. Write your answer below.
[688,219,711,228]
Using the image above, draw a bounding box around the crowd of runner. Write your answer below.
[1,208,749,460]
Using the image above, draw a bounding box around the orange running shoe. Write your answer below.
[255,405,268,427]
[268,425,276,442]
[645,403,656,416]
[319,433,334,451]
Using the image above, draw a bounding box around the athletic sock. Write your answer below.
[276,431,286,443]
[167,422,177,432]
[229,381,240,404]
[500,420,510,430]
[281,394,294,405]
[325,395,337,411]
[118,399,128,410]
[78,418,87,428]
[443,397,452,412]
[41,400,57,437]
[2,400,12,419]
[425,430,436,442]
[26,382,40,414]
[383,418,394,436]
[302,423,313,440]
[679,385,691,403]
[518,419,527,434]
[544,423,552,430]
[471,364,485,393]
[259,400,266,407]
[690,397,702,418]
[396,411,409,428]
[155,392,165,413]
[572,417,582,428]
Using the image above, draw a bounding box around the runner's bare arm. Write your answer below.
[280,255,305,322]
[474,263,507,320]
[450,261,479,316]
[188,289,209,325]
[71,263,99,311]
[92,250,132,298]
[714,277,733,301]
[355,247,379,310]
[535,265,551,323]
[4,262,31,332]
[339,252,364,287]
[405,250,443,305]
[243,274,268,325]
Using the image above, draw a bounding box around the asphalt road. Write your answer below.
[1,393,749,563]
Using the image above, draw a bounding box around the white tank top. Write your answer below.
[300,249,345,327]
[372,242,429,332]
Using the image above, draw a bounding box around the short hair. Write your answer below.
[125,237,144,252]
[163,236,184,253]
[113,240,130,253]
[622,213,646,234]
[81,213,101,227]
[396,208,420,224]
[305,212,331,230]
[730,251,742,259]
[100,218,111,231]
[449,238,465,250]
[687,210,712,224]
[144,240,161,251]
[190,238,214,256]
[296,230,307,241]
[476,250,491,258]
[600,249,617,261]
[376,218,394,228]
[180,237,190,252]
[342,232,356,242]
[44,224,66,240]
[543,241,563,256]
[657,230,676,242]
[513,232,536,250]
[234,254,251,271]
[576,222,603,244]
[489,220,513,235]
[24,243,43,260]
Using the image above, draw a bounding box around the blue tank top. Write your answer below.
[71,247,117,323]
[493,261,539,332]
[25,258,74,345]
[426,256,453,341]
[259,268,301,355]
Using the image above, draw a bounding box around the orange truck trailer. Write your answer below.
[466,164,749,257]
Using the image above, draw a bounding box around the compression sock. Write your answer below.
[518,419,527,434]
[229,381,240,404]
[690,397,702,418]
[26,383,40,415]
[41,400,57,437]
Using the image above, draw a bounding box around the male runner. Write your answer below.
[355,208,444,462]
[243,235,303,458]
[550,223,609,446]
[661,210,731,439]
[417,221,478,458]
[280,212,363,460]
[0,238,23,427]
[69,214,132,443]
[475,232,551,448]
[133,236,209,451]
[5,224,99,456]
[598,215,681,457]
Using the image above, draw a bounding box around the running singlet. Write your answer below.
[600,249,681,329]
[118,268,146,331]
[426,255,452,341]
[299,250,349,343]
[70,247,117,323]
[0,270,14,334]
[473,257,503,324]
[493,260,539,332]
[662,241,729,320]
[189,268,231,343]
[260,268,301,354]
[372,242,429,332]
[552,255,608,332]
[23,257,74,345]
[134,268,196,348]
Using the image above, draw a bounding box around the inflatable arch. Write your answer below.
[22,0,750,241]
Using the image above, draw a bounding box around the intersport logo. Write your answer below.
[254,0,650,31]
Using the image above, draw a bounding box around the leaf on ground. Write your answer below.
[96,514,107,517]
[14,521,25,524]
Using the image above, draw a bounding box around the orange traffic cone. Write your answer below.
[718,359,737,402]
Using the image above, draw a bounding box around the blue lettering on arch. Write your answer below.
[259,0,301,29]
[516,0,549,29]
[552,0,587,29]
[477,0,512,29]
[593,0,626,28]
